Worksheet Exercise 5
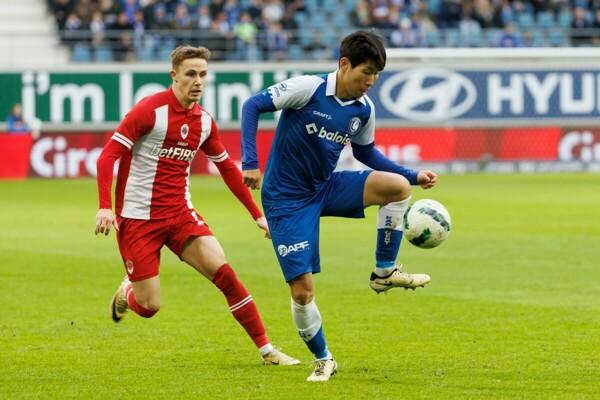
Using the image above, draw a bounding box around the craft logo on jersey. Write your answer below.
[305,122,350,145]
[180,123,189,139]
[277,241,309,257]
[379,68,476,122]
[348,117,361,135]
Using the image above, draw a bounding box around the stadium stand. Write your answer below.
[0,0,68,66]
[35,0,600,62]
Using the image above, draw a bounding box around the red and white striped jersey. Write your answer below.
[109,88,227,220]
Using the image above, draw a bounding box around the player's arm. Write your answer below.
[351,97,437,189]
[241,75,323,189]
[95,140,129,235]
[240,91,276,189]
[202,119,270,238]
[95,103,153,236]
[351,142,437,188]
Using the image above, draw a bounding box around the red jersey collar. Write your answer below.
[168,87,202,116]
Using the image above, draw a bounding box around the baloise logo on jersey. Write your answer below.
[305,123,350,145]
[378,68,477,122]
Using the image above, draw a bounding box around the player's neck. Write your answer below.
[335,70,353,101]
[172,87,195,109]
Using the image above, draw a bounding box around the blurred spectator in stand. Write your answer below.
[390,17,420,47]
[51,0,74,30]
[63,12,83,45]
[415,0,438,32]
[246,0,264,24]
[150,3,171,30]
[459,2,482,46]
[498,22,520,47]
[223,0,242,28]
[571,6,593,46]
[350,0,372,28]
[262,0,284,23]
[90,10,106,48]
[7,104,29,134]
[99,0,122,26]
[302,31,330,60]
[593,8,600,45]
[438,0,462,28]
[473,0,494,28]
[142,0,157,29]
[492,0,514,28]
[209,0,225,19]
[233,12,258,59]
[172,3,194,29]
[123,0,139,24]
[261,21,288,60]
[111,12,135,61]
[196,5,213,30]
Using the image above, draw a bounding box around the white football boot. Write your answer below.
[306,358,337,382]
[110,276,130,322]
[261,348,301,366]
[369,265,431,294]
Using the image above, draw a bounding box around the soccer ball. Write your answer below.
[403,199,451,249]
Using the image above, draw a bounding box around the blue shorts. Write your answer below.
[264,170,372,282]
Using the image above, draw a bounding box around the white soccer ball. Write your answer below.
[403,199,451,249]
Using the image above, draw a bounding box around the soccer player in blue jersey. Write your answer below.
[241,30,438,381]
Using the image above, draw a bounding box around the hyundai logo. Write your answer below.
[379,68,476,122]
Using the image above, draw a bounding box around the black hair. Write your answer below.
[339,30,386,71]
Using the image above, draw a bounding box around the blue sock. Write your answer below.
[376,228,403,269]
[375,198,410,276]
[305,327,329,359]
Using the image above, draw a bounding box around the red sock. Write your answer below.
[212,264,269,348]
[125,284,157,318]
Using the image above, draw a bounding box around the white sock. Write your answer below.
[259,343,274,356]
[291,299,322,341]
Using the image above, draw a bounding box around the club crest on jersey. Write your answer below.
[126,260,134,274]
[180,124,189,139]
[348,117,362,136]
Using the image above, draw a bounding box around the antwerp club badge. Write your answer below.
[180,124,189,139]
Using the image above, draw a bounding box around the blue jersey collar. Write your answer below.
[326,72,366,106]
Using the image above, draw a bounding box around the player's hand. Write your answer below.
[243,169,262,190]
[95,208,115,236]
[255,216,271,239]
[417,170,438,189]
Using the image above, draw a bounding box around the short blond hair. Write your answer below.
[170,45,211,69]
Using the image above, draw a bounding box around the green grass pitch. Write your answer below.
[1,174,599,399]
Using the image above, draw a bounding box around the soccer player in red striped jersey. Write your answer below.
[94,45,299,366]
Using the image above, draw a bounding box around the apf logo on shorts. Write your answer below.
[277,241,310,257]
[305,123,350,145]
[379,68,476,122]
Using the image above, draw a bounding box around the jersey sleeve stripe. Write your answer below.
[206,150,228,163]
[112,134,133,149]
[112,132,134,148]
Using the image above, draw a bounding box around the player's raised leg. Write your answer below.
[363,171,431,293]
[289,274,337,381]
[111,275,162,321]
[180,235,299,365]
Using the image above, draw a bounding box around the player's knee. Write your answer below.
[291,289,313,305]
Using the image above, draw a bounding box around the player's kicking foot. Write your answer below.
[110,276,130,322]
[262,348,301,366]
[307,358,337,382]
[369,266,431,294]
